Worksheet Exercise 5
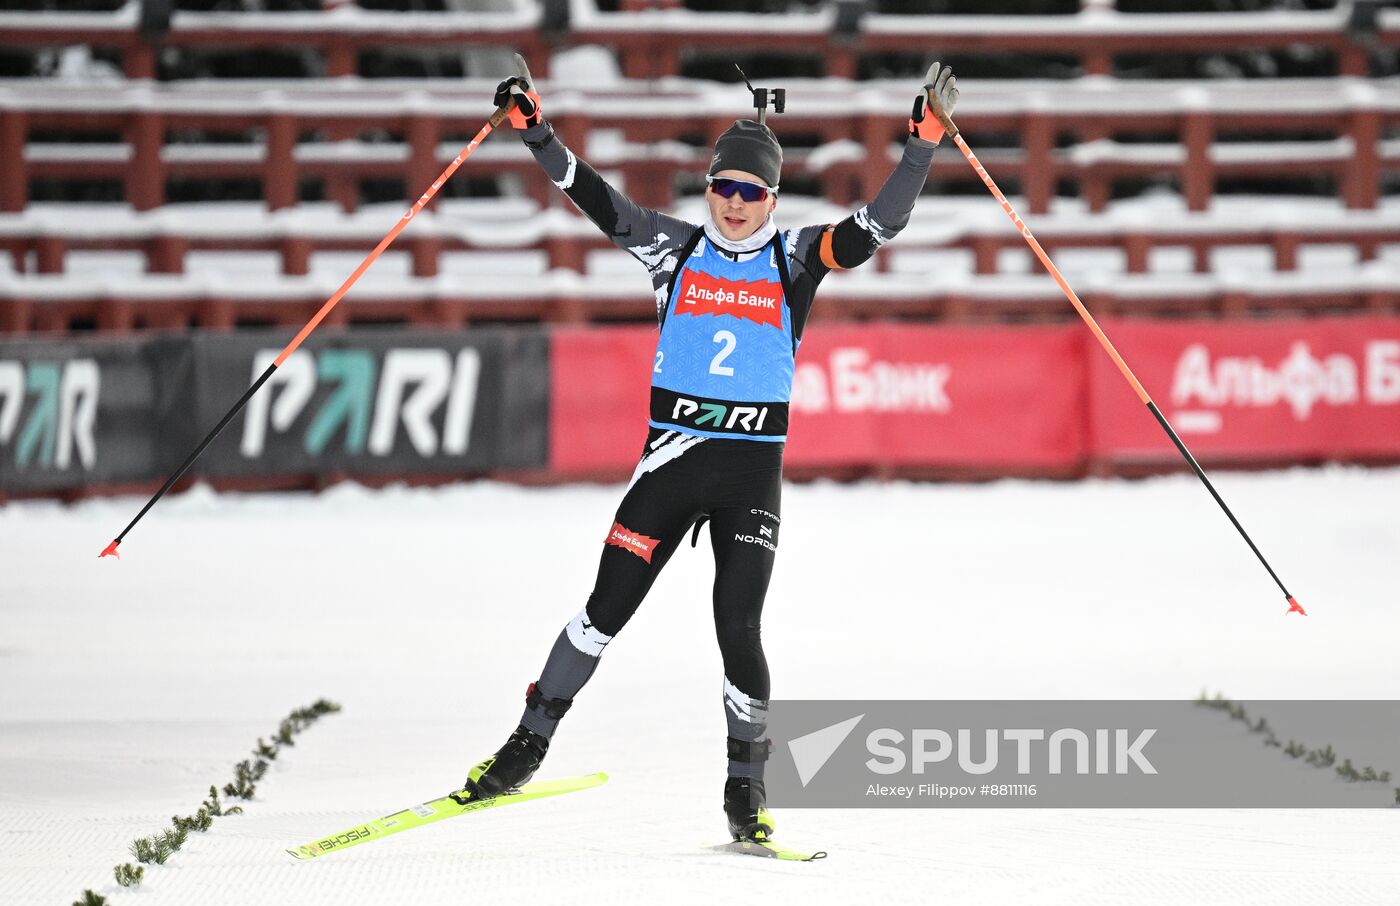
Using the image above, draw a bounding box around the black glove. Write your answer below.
[494,53,542,129]
[909,61,959,146]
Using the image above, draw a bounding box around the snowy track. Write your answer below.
[2,469,1398,904]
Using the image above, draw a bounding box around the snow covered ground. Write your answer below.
[2,467,1398,904]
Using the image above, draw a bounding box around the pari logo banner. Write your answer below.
[1092,317,1400,461]
[0,331,548,493]
[1,338,195,492]
[0,359,99,473]
[239,347,481,461]
[766,700,1400,808]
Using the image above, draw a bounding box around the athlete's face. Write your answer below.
[706,169,777,242]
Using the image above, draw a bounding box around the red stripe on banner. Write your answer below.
[783,323,1085,469]
[547,316,1400,475]
[549,322,1087,474]
[550,325,656,473]
[1089,316,1400,464]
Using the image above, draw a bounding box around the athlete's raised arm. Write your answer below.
[494,56,695,274]
[796,62,961,276]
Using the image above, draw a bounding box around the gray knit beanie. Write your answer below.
[708,120,783,189]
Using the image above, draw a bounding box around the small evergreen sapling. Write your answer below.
[274,719,296,747]
[158,825,188,853]
[129,836,160,864]
[172,807,214,834]
[129,832,173,864]
[1196,691,1230,711]
[113,862,145,888]
[225,760,259,800]
[203,784,243,817]
[72,891,107,906]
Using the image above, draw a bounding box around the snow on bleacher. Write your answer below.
[1,4,1397,331]
[3,194,1396,310]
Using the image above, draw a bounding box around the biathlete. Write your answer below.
[463,57,960,842]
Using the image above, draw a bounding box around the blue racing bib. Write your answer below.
[649,231,795,441]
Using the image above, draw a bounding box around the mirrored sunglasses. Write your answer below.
[706,176,775,203]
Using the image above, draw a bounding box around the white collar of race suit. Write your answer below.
[703,214,778,256]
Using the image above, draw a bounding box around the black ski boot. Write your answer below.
[459,724,549,801]
[459,682,572,802]
[724,776,776,841]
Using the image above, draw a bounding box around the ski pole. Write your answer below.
[99,100,518,560]
[926,102,1305,616]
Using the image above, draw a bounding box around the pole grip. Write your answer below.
[930,98,959,139]
[488,101,515,129]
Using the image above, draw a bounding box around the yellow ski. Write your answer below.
[287,772,608,860]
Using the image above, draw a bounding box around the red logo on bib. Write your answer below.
[606,522,660,563]
[675,270,784,329]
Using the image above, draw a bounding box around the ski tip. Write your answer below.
[99,540,121,559]
[1286,596,1306,616]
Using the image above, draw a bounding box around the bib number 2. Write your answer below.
[710,330,736,377]
[654,330,738,377]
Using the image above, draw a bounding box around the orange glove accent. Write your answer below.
[908,95,946,145]
[508,89,542,129]
[493,79,542,129]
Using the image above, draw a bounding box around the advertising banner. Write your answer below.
[549,326,656,474]
[191,329,549,477]
[0,329,549,494]
[6,315,1400,494]
[784,324,1085,469]
[549,323,1089,473]
[0,336,191,492]
[1090,317,1400,464]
